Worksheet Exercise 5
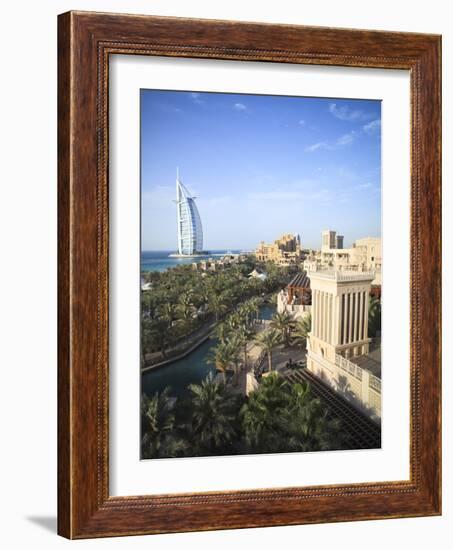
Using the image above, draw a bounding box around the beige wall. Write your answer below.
[306,350,381,421]
[306,270,380,422]
[255,233,302,264]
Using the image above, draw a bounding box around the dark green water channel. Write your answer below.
[141,303,276,398]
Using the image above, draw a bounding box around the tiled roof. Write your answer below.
[288,271,311,289]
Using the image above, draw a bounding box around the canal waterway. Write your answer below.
[141,303,276,398]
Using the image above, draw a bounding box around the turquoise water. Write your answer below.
[141,250,243,272]
[259,303,276,321]
[141,337,217,399]
[141,303,276,398]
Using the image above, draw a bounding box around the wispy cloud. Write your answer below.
[304,142,330,152]
[298,119,306,125]
[305,132,357,152]
[305,116,380,153]
[329,102,372,122]
[336,131,357,146]
[363,119,381,134]
[233,102,248,112]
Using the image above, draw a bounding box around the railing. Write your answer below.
[334,353,381,394]
[369,374,381,393]
[307,269,375,282]
[335,353,363,381]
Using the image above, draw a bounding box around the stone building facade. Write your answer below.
[306,269,381,423]
[255,233,302,266]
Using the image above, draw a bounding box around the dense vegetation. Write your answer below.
[140,303,349,459]
[140,256,381,459]
[368,295,382,337]
[141,257,292,362]
[141,371,348,459]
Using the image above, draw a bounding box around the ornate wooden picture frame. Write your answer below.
[58,11,441,539]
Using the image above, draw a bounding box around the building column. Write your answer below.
[313,289,316,337]
[335,295,341,346]
[311,290,316,336]
[326,293,331,343]
[318,291,322,340]
[314,290,319,338]
[324,293,328,343]
[342,293,348,345]
[320,291,324,341]
[358,290,364,341]
[326,293,330,342]
[348,291,354,344]
[318,290,322,339]
[363,290,370,340]
[353,290,359,343]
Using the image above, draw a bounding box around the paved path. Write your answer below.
[143,319,218,367]
[235,340,307,396]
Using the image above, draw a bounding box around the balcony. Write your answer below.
[335,353,381,394]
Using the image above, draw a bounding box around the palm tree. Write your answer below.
[226,312,242,332]
[141,390,187,459]
[141,291,154,319]
[206,340,235,383]
[236,324,254,370]
[177,290,195,310]
[244,297,262,325]
[158,302,177,327]
[240,372,289,451]
[283,383,344,452]
[270,311,295,347]
[236,303,249,325]
[141,319,153,365]
[255,329,281,372]
[226,334,242,385]
[292,312,312,348]
[150,318,171,358]
[247,297,262,323]
[214,320,230,343]
[188,373,237,453]
[241,375,347,454]
[207,293,228,322]
[176,291,196,338]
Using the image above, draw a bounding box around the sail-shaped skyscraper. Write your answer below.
[173,170,204,256]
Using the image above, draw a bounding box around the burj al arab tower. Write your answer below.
[171,169,204,257]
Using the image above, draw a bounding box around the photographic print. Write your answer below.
[140,90,382,460]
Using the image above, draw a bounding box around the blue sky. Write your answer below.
[141,90,381,251]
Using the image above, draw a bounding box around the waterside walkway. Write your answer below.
[142,319,218,373]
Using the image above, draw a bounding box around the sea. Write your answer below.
[141,250,244,273]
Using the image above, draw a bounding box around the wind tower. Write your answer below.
[307,269,374,369]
